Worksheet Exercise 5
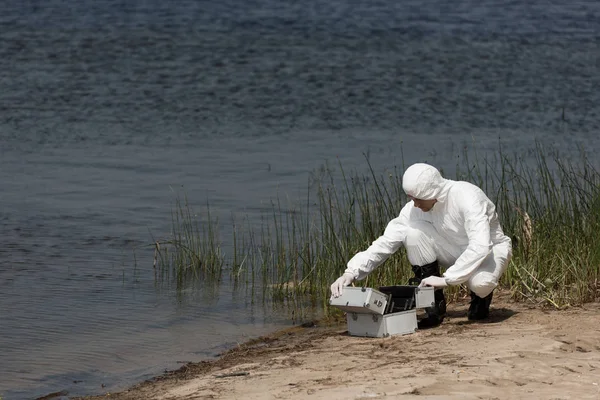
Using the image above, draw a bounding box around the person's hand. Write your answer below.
[419,276,448,288]
[330,273,354,298]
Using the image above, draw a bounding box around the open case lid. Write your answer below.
[378,285,435,309]
[329,286,389,315]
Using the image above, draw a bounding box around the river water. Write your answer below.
[1,1,599,398]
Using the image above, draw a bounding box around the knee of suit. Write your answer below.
[467,271,497,298]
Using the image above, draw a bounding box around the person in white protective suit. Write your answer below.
[330,163,512,325]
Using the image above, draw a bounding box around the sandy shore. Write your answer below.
[76,291,600,400]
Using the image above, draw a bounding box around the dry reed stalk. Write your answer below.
[154,241,160,269]
[514,206,533,256]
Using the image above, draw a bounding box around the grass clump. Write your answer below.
[153,194,224,289]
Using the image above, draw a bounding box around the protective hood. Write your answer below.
[402,163,447,200]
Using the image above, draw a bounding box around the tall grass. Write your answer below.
[155,146,600,311]
[154,194,224,290]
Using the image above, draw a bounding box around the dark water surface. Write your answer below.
[1,1,599,398]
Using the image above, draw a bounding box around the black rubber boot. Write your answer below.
[410,261,446,327]
[467,291,494,320]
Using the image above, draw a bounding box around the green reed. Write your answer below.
[157,146,600,310]
[154,194,224,289]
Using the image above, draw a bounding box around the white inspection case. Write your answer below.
[330,285,436,338]
[346,309,418,337]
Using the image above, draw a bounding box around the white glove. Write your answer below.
[419,276,448,288]
[330,273,354,298]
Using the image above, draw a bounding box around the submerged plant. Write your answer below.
[153,194,224,289]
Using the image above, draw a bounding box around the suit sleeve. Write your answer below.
[343,204,413,281]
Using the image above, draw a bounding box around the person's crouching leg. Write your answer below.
[466,243,511,321]
[467,272,497,321]
[411,261,447,327]
[468,290,493,320]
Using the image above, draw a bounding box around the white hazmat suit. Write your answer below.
[331,163,512,299]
